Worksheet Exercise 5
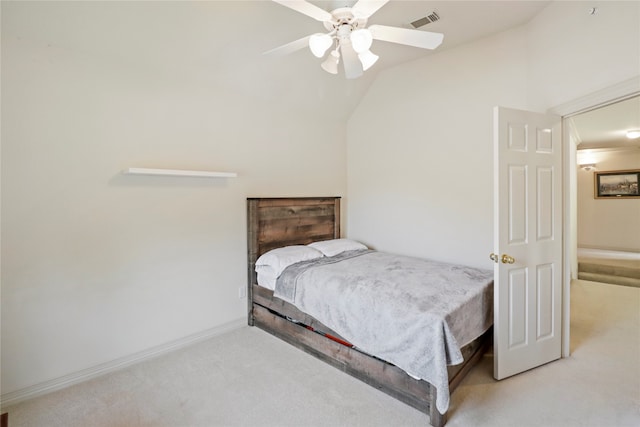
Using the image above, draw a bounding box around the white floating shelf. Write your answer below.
[123,168,237,178]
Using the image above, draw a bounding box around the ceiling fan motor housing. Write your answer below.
[323,7,368,39]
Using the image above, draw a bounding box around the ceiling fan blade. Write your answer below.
[352,0,389,18]
[340,43,363,79]
[272,0,333,22]
[368,24,444,49]
[263,35,311,57]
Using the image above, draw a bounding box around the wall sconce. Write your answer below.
[577,149,597,171]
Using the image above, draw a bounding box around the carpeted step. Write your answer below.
[578,259,640,279]
[578,257,640,288]
[578,272,640,288]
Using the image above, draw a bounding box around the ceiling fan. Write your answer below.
[266,0,444,79]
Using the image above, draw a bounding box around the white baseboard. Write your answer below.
[1,317,247,407]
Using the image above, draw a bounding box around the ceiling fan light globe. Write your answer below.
[309,33,333,58]
[358,50,379,71]
[321,50,340,74]
[350,29,373,53]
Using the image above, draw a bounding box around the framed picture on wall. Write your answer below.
[594,169,640,199]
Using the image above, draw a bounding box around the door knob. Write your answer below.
[501,254,515,264]
[489,253,499,263]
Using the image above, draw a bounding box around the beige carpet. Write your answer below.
[3,279,639,427]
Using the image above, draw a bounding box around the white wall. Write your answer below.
[1,13,347,396]
[577,149,640,252]
[347,1,639,268]
[347,28,528,268]
[526,1,640,111]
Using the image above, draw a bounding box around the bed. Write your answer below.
[246,197,493,427]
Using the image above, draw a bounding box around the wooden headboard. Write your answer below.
[246,197,341,319]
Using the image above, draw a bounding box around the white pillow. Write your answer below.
[255,245,324,278]
[308,239,367,257]
[256,269,277,290]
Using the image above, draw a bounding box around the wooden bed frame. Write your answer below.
[246,197,491,427]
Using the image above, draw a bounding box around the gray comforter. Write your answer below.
[274,250,493,413]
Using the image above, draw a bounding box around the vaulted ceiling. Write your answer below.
[4,1,636,148]
[3,1,550,121]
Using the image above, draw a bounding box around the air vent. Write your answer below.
[410,11,440,29]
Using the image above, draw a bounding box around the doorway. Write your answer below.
[568,95,640,286]
[551,77,640,356]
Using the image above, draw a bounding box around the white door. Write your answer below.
[493,106,563,380]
